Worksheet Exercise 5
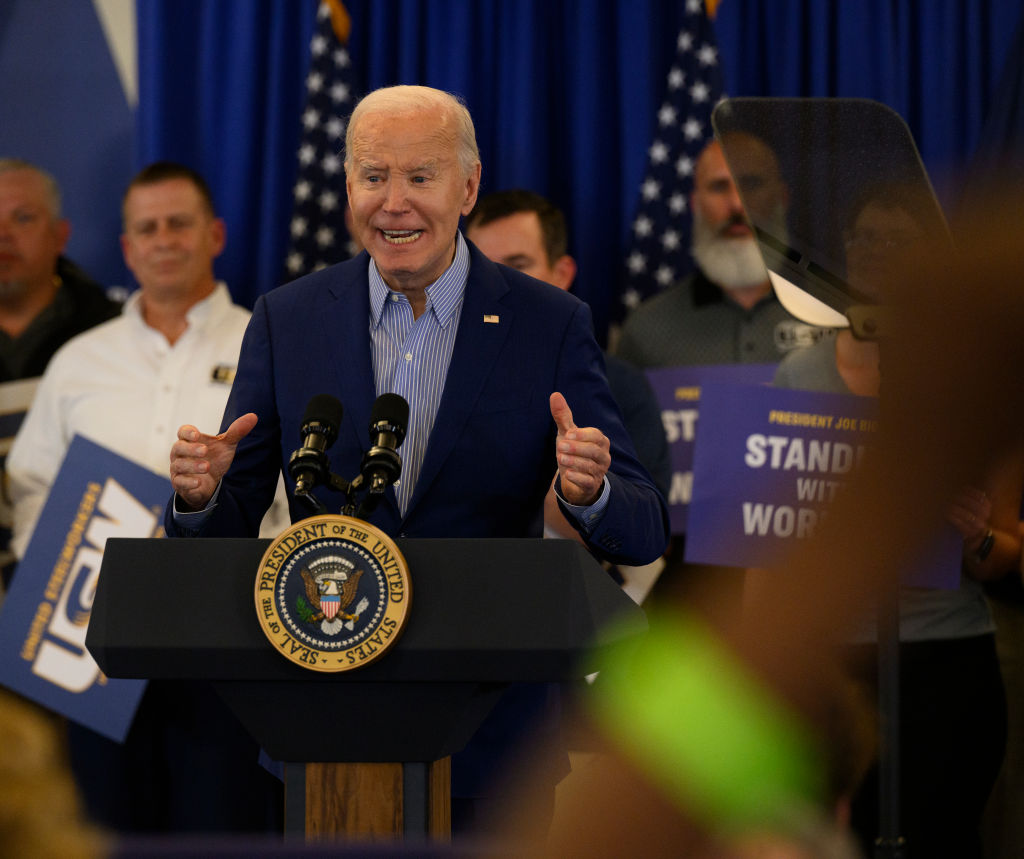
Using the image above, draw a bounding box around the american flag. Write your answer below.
[283,0,359,280]
[617,0,724,319]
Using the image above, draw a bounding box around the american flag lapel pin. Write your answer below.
[483,314,500,324]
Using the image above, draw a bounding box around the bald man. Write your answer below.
[616,134,822,368]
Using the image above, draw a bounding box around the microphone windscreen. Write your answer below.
[301,394,343,437]
[370,393,410,435]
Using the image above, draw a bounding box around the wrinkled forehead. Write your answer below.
[123,178,208,221]
[349,108,458,165]
[852,202,925,237]
[722,134,783,182]
[0,168,52,209]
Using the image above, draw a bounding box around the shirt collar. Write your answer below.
[368,231,470,327]
[124,281,231,332]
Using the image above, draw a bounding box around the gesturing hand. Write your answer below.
[550,392,610,507]
[946,485,992,546]
[169,413,257,511]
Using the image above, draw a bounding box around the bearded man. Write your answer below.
[616,133,822,368]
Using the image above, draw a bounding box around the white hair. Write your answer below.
[344,85,480,177]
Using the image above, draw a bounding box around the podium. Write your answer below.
[87,537,646,838]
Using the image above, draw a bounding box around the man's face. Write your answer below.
[120,178,225,299]
[844,202,925,300]
[691,141,752,240]
[693,137,788,233]
[0,169,69,299]
[466,211,574,290]
[345,109,480,295]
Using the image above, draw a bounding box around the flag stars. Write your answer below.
[655,265,676,286]
[622,288,642,309]
[626,252,647,274]
[678,31,694,52]
[286,252,304,273]
[299,144,316,165]
[634,215,654,237]
[326,117,345,139]
[649,140,670,163]
[307,72,323,93]
[676,155,694,177]
[668,193,687,214]
[690,81,711,103]
[333,48,350,68]
[291,217,307,238]
[294,180,312,202]
[315,226,335,248]
[661,230,682,251]
[683,117,704,141]
[319,190,340,211]
[641,178,661,201]
[322,153,342,174]
[668,67,685,89]
[658,104,678,126]
[686,0,703,13]
[330,82,350,103]
[302,107,320,130]
[311,35,327,56]
[697,44,718,66]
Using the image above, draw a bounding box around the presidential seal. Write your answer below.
[254,515,411,672]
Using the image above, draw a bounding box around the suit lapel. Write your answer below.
[319,255,376,458]
[403,248,513,518]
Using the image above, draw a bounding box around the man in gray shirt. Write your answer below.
[616,134,822,368]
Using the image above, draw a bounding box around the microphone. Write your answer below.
[360,393,409,494]
[289,394,343,495]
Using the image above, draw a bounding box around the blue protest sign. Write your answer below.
[645,364,776,534]
[0,435,169,741]
[684,382,960,589]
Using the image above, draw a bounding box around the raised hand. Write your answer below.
[550,392,610,506]
[169,413,257,510]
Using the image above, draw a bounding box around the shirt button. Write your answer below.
[394,479,401,487]
[405,352,413,361]
[390,294,400,302]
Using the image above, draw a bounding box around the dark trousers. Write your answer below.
[846,634,1006,859]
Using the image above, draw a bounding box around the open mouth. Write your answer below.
[382,230,423,245]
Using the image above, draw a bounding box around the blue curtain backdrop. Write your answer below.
[135,0,1024,341]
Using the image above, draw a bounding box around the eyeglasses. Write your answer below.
[843,229,921,253]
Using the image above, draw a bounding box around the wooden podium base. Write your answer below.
[285,759,451,838]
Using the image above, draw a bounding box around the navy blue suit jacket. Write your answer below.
[168,242,668,563]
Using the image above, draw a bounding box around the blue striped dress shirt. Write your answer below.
[368,232,469,514]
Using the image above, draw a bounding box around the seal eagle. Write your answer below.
[300,566,364,622]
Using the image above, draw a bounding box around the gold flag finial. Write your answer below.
[322,0,351,43]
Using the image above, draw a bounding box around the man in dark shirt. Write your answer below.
[465,188,671,506]
[616,135,820,368]
[0,159,120,381]
[0,158,120,581]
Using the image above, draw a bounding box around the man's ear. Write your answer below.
[209,217,227,258]
[550,254,577,291]
[461,162,482,215]
[54,218,71,254]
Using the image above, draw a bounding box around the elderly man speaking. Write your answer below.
[166,85,668,830]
